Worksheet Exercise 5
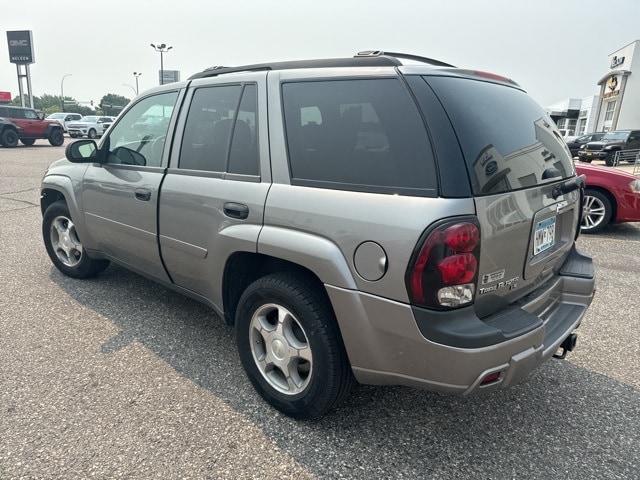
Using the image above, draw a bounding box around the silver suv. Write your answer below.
[40,51,595,419]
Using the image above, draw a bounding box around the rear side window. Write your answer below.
[423,76,573,196]
[282,79,437,196]
[179,84,259,175]
[8,108,26,119]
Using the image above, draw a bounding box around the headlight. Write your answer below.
[629,179,640,193]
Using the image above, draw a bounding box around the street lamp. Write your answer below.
[133,72,142,94]
[123,84,137,95]
[60,73,71,112]
[150,43,172,85]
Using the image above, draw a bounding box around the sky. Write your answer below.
[1,0,639,109]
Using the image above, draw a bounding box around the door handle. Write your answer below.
[134,188,152,201]
[223,202,249,220]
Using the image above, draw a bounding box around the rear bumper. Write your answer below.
[328,245,595,394]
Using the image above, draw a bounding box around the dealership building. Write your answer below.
[546,39,640,136]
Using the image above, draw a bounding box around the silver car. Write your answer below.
[41,51,595,419]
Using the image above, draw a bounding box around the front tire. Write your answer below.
[49,129,64,146]
[604,151,617,167]
[88,128,97,139]
[581,189,612,234]
[0,128,19,147]
[235,272,354,419]
[42,201,110,278]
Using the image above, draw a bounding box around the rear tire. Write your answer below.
[49,129,64,146]
[235,272,354,419]
[20,138,36,146]
[1,128,19,147]
[581,189,612,234]
[42,201,110,278]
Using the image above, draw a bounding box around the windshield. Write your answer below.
[80,116,98,122]
[47,113,65,119]
[602,131,629,141]
[424,76,573,196]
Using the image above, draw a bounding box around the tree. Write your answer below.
[10,94,95,116]
[99,93,131,116]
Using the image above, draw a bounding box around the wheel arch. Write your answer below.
[44,124,63,137]
[222,252,333,326]
[40,179,97,250]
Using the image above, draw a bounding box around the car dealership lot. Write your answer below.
[1,142,639,479]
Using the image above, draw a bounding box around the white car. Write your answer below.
[67,115,116,139]
[45,112,82,133]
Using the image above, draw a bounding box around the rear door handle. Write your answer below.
[134,188,152,201]
[223,202,249,220]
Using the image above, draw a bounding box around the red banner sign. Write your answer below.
[0,91,12,102]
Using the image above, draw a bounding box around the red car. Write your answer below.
[575,162,640,233]
[0,105,65,147]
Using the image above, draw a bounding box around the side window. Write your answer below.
[228,84,259,175]
[24,110,38,119]
[282,79,436,195]
[179,84,259,175]
[104,91,178,167]
[10,109,26,119]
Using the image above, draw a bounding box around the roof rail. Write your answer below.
[355,50,456,68]
[189,55,403,80]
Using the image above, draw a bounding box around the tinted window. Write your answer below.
[105,91,178,167]
[179,84,259,175]
[424,76,573,196]
[282,79,436,195]
[9,108,26,119]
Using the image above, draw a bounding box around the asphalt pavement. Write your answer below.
[1,140,639,479]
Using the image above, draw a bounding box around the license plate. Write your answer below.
[534,217,556,255]
[586,152,592,157]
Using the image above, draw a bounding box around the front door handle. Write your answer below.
[223,202,249,220]
[134,188,151,201]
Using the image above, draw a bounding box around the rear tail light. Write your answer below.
[406,218,480,309]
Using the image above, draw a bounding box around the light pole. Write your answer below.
[133,72,142,94]
[123,84,137,95]
[150,43,172,85]
[60,73,71,112]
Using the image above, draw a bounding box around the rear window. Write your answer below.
[424,76,573,196]
[282,79,437,196]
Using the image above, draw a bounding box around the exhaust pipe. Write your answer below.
[553,333,577,360]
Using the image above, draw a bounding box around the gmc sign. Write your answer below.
[6,30,35,64]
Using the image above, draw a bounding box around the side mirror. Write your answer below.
[66,139,98,163]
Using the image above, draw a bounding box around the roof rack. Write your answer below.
[354,50,456,68]
[189,50,453,80]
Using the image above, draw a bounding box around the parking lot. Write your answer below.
[1,140,639,479]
